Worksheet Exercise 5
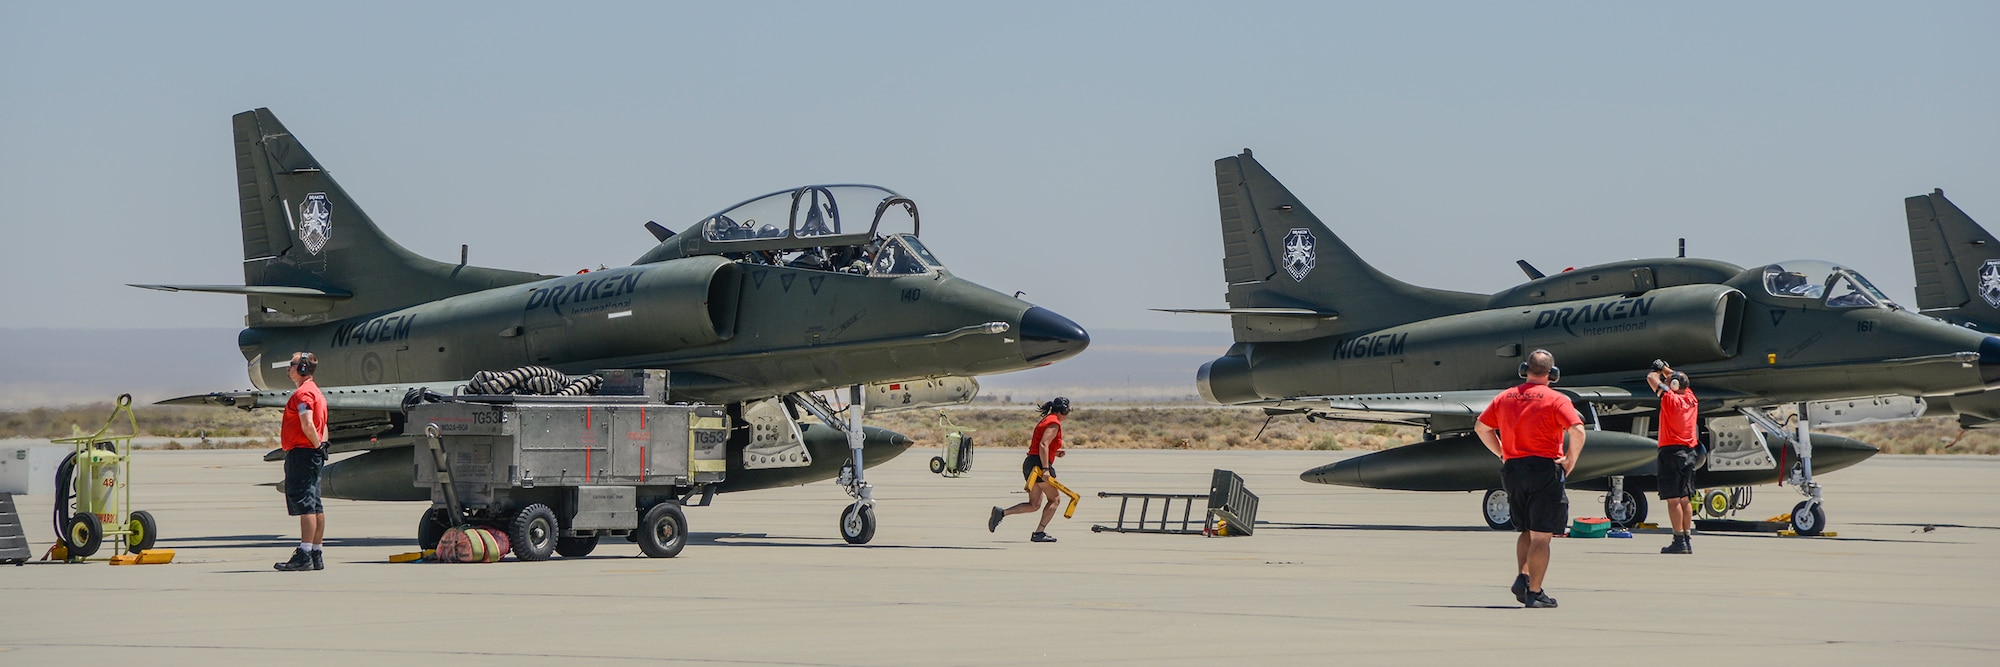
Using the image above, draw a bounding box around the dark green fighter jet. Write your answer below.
[1903,189,2000,430]
[137,109,1088,543]
[1173,151,2000,534]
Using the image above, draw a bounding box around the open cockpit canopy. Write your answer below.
[1759,260,1899,310]
[634,185,940,274]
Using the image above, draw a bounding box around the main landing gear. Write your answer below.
[793,386,878,545]
[1741,403,1829,536]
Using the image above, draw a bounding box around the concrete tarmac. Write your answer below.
[2,448,1996,665]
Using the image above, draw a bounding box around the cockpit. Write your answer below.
[1760,260,1899,310]
[640,185,943,276]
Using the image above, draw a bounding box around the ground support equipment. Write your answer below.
[928,411,975,477]
[0,493,30,564]
[1091,469,1258,536]
[50,394,158,560]
[1026,466,1080,519]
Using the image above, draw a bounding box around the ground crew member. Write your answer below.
[989,397,1069,542]
[1475,349,1585,608]
[274,352,329,572]
[1649,360,1699,554]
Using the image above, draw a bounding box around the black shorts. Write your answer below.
[1501,457,1568,534]
[1022,455,1045,482]
[1657,446,1699,499]
[283,448,325,516]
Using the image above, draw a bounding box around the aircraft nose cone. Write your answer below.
[1980,336,2000,387]
[1019,306,1090,364]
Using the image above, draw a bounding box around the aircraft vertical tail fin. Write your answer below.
[1214,150,1483,342]
[228,108,550,327]
[1907,189,2000,329]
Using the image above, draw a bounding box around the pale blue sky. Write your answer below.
[4,2,1996,333]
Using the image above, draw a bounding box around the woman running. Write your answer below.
[989,397,1070,542]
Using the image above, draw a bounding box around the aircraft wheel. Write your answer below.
[638,503,688,558]
[1481,489,1513,530]
[417,507,451,549]
[1790,501,1826,536]
[1703,490,1732,518]
[555,533,600,558]
[508,504,559,561]
[840,503,876,545]
[125,510,158,553]
[1605,489,1648,528]
[65,512,103,558]
[930,457,946,475]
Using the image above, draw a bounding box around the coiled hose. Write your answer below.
[51,451,77,544]
[465,366,604,396]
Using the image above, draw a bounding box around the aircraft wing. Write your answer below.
[158,381,466,458]
[1249,384,1758,433]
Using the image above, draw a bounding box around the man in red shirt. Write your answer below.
[1649,361,1700,554]
[275,352,330,572]
[1475,349,1586,608]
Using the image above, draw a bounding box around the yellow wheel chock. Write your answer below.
[1026,467,1080,519]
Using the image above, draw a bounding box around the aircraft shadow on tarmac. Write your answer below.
[163,534,414,550]
[691,532,997,550]
[1256,522,1498,534]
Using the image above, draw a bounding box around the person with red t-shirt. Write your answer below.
[275,352,330,572]
[1649,360,1700,554]
[1475,349,1586,609]
[989,397,1069,542]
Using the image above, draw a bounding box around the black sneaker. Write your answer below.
[1524,591,1558,608]
[1031,532,1058,543]
[1511,574,1530,604]
[274,548,313,572]
[989,507,1004,533]
[310,549,325,570]
[1661,536,1691,554]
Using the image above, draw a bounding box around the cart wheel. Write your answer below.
[556,533,599,558]
[1481,489,1513,531]
[1790,500,1826,536]
[637,504,687,558]
[417,507,452,550]
[1703,490,1731,518]
[1605,489,1648,528]
[840,504,875,545]
[65,512,103,558]
[509,504,559,561]
[125,510,158,553]
[929,456,946,475]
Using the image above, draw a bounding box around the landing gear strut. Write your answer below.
[793,386,877,544]
[1604,476,1648,528]
[1742,403,1827,536]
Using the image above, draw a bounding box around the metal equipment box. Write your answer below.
[0,445,66,496]
[410,398,727,511]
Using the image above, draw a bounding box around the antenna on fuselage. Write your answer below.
[1678,238,1686,258]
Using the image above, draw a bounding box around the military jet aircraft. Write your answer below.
[137,109,1089,545]
[1903,189,2000,430]
[1173,150,2000,534]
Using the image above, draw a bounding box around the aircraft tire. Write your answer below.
[417,507,451,550]
[509,504,559,561]
[840,504,876,545]
[1790,501,1826,536]
[125,510,158,553]
[1481,489,1513,530]
[555,533,600,558]
[65,512,103,558]
[1605,489,1648,528]
[637,503,687,558]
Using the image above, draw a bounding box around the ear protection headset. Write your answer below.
[291,352,318,376]
[1517,350,1560,383]
[1668,371,1689,392]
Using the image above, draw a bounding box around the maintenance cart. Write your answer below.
[409,392,727,561]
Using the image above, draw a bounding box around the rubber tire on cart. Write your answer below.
[929,456,946,474]
[555,533,600,558]
[637,504,687,558]
[1790,500,1826,536]
[509,504,559,561]
[65,512,103,558]
[1605,488,1648,528]
[416,507,451,550]
[125,510,158,553]
[840,503,876,545]
[1481,489,1513,530]
[1702,490,1732,518]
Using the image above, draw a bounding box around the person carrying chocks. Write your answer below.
[1476,349,1585,608]
[1648,360,1699,554]
[275,352,330,572]
[989,397,1070,542]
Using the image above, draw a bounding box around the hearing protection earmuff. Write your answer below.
[1517,357,1560,383]
[291,352,317,376]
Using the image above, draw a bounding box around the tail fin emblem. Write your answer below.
[1283,228,1316,282]
[1979,260,2000,307]
[299,192,332,255]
